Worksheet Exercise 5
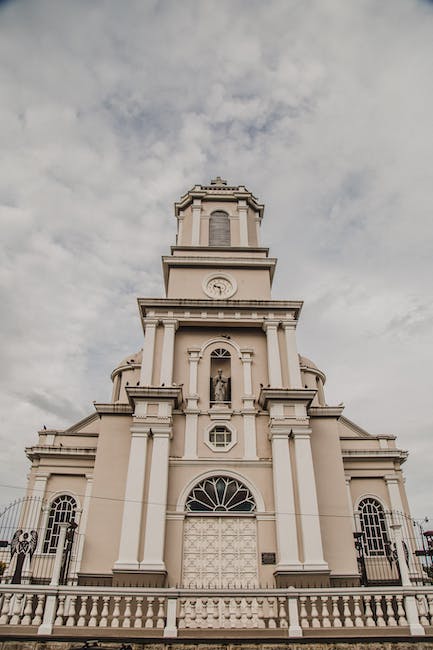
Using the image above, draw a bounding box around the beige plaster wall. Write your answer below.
[79,415,132,575]
[167,267,272,300]
[309,417,359,577]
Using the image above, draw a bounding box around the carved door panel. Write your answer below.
[182,517,258,588]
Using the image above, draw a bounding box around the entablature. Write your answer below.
[138,298,303,330]
[25,445,97,462]
[258,387,316,410]
[125,385,183,410]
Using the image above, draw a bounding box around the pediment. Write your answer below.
[64,411,100,434]
[338,415,374,439]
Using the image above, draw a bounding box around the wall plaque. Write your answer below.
[261,552,276,565]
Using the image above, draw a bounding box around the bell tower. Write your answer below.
[163,178,276,300]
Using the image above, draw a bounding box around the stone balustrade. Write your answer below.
[0,585,432,637]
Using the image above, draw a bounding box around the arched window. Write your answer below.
[358,497,390,556]
[209,211,230,246]
[185,476,256,512]
[43,495,77,553]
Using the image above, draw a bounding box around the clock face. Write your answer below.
[204,274,237,299]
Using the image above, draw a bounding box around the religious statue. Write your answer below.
[10,529,38,584]
[213,368,228,402]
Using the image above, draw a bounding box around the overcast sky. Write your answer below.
[0,0,432,521]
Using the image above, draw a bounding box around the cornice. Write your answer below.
[308,406,345,417]
[93,403,133,415]
[125,385,183,410]
[342,449,408,463]
[25,446,97,462]
[258,388,316,409]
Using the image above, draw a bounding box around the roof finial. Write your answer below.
[210,176,227,186]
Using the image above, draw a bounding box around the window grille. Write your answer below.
[211,348,231,359]
[358,497,390,556]
[209,211,230,246]
[186,476,256,512]
[43,495,77,553]
[209,425,232,448]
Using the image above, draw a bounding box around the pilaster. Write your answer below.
[191,199,201,245]
[160,319,178,385]
[140,318,158,385]
[263,320,283,387]
[282,320,302,389]
[238,199,248,246]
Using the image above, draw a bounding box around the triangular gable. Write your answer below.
[338,415,374,439]
[64,411,100,434]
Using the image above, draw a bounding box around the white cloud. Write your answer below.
[0,0,432,521]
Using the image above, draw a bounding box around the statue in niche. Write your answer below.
[213,368,228,402]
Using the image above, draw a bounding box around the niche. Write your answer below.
[209,348,231,405]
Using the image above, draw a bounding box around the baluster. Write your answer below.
[278,596,288,628]
[310,596,320,628]
[213,599,220,627]
[427,593,433,625]
[134,596,143,628]
[77,595,88,626]
[145,596,154,628]
[156,597,165,628]
[363,595,375,627]
[229,598,237,628]
[178,599,186,629]
[240,598,248,628]
[267,598,277,630]
[374,595,385,627]
[32,594,45,626]
[321,596,331,627]
[54,594,66,626]
[256,597,265,629]
[206,598,214,628]
[353,595,364,628]
[202,598,207,627]
[343,595,353,627]
[221,599,230,628]
[122,596,132,628]
[88,595,99,627]
[10,593,24,625]
[417,595,429,626]
[0,593,12,625]
[331,595,342,627]
[396,594,407,626]
[189,599,197,628]
[385,595,397,626]
[111,596,121,628]
[21,594,34,625]
[235,598,242,628]
[300,596,309,628]
[250,597,259,628]
[244,598,252,628]
[99,596,109,627]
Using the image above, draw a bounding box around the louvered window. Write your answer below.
[209,211,230,246]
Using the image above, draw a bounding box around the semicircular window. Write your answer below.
[185,476,256,513]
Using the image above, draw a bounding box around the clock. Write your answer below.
[203,273,237,299]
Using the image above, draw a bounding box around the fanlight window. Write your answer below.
[209,211,230,246]
[358,497,390,557]
[186,476,256,513]
[43,495,77,553]
[211,348,231,359]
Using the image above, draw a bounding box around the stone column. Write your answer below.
[385,476,405,514]
[345,476,356,532]
[238,199,248,246]
[75,475,93,575]
[292,429,327,568]
[191,199,201,245]
[184,348,201,458]
[177,210,184,245]
[160,319,178,385]
[114,428,148,569]
[141,431,171,574]
[282,321,302,389]
[263,320,283,387]
[140,319,158,385]
[270,423,300,569]
[255,215,261,246]
[241,349,257,459]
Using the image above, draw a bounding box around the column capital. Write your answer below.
[384,475,400,485]
[240,347,254,361]
[282,319,297,330]
[291,427,312,439]
[263,319,280,332]
[161,318,179,330]
[143,318,159,328]
[187,347,201,360]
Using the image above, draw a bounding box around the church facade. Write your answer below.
[22,179,411,589]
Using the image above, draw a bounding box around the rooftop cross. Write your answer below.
[210,176,227,186]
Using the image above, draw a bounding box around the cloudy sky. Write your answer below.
[0,0,432,520]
